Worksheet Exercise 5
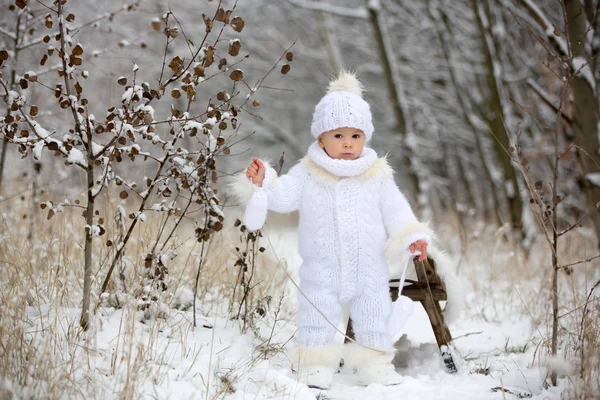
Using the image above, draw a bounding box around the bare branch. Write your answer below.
[285,0,369,19]
[18,0,142,51]
[562,254,600,269]
[526,79,573,124]
[0,27,17,40]
[558,210,590,237]
[514,0,569,57]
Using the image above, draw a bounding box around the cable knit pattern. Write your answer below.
[233,145,429,351]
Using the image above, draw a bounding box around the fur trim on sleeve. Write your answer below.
[228,159,277,231]
[386,221,435,258]
[228,160,274,205]
[242,190,268,231]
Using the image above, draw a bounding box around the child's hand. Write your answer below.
[246,157,265,187]
[409,240,428,261]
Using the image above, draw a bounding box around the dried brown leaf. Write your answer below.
[215,8,226,22]
[285,51,293,62]
[281,64,291,74]
[203,14,213,32]
[231,16,244,32]
[16,0,26,9]
[229,69,243,81]
[168,56,183,75]
[228,39,241,57]
[194,64,205,77]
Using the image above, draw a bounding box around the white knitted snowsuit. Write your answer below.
[240,142,431,351]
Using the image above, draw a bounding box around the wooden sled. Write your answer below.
[345,256,458,373]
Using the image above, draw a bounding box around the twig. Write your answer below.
[561,254,600,269]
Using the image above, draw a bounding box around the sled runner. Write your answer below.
[345,256,458,373]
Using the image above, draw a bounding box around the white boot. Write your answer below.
[343,343,403,386]
[295,345,342,389]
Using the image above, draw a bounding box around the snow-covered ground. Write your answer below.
[1,209,597,399]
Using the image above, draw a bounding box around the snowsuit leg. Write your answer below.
[349,279,393,350]
[296,262,342,347]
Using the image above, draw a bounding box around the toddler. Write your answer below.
[232,71,432,388]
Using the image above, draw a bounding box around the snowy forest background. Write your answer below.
[1,0,599,399]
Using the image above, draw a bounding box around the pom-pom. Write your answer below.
[326,70,364,97]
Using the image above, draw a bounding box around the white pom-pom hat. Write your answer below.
[311,71,374,142]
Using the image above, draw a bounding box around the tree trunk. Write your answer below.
[0,13,23,195]
[471,0,523,233]
[427,1,502,224]
[316,1,344,73]
[565,0,600,248]
[367,2,420,203]
[0,138,8,195]
[81,135,94,330]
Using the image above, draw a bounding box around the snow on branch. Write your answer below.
[0,27,17,40]
[516,0,569,57]
[573,56,597,93]
[526,78,573,123]
[285,0,369,19]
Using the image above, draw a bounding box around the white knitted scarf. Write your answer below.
[307,141,378,177]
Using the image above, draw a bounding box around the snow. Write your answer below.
[206,133,217,152]
[85,224,101,236]
[7,91,21,105]
[67,147,88,167]
[573,56,596,92]
[204,117,217,129]
[586,172,600,187]
[172,156,186,166]
[91,141,103,157]
[7,293,565,399]
[32,140,45,160]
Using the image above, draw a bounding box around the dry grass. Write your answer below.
[0,183,293,399]
[0,184,598,398]
[434,212,600,397]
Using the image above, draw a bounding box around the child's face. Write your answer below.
[318,127,366,160]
